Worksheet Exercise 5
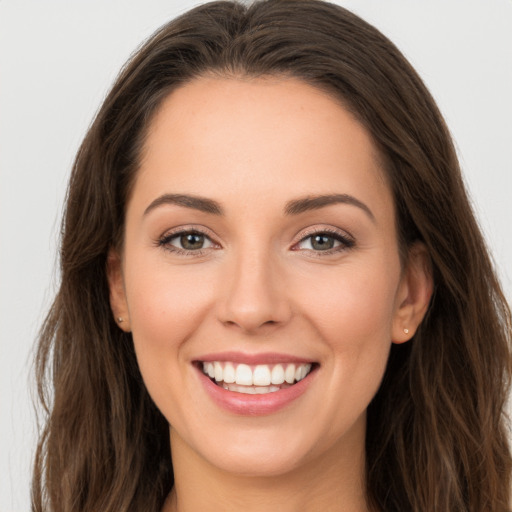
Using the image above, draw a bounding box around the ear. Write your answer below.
[106,248,131,332]
[391,242,433,344]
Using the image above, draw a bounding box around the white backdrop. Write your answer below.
[1,1,511,510]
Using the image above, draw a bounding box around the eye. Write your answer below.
[294,230,355,253]
[299,234,339,251]
[159,230,215,253]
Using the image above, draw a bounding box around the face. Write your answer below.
[109,76,431,478]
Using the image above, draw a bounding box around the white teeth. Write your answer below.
[284,364,296,384]
[271,364,285,385]
[223,362,235,383]
[214,362,223,382]
[255,386,280,394]
[223,383,281,394]
[295,363,312,382]
[253,365,271,386]
[201,361,314,387]
[235,364,253,386]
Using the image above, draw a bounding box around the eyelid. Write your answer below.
[158,224,218,239]
[292,225,354,243]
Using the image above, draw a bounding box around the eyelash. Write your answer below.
[157,226,218,257]
[156,226,355,257]
[292,227,355,256]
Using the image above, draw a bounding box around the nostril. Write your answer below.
[221,316,281,333]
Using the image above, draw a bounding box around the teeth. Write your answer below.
[201,361,313,387]
[300,364,312,381]
[255,386,280,394]
[294,364,312,382]
[253,365,271,386]
[235,364,253,386]
[223,383,282,394]
[214,362,223,382]
[285,364,295,384]
[271,364,285,385]
[223,362,235,383]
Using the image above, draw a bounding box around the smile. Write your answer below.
[201,361,314,395]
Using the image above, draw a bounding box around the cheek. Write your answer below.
[127,259,213,337]
[295,258,400,410]
[302,262,399,341]
[298,262,401,431]
[124,259,214,390]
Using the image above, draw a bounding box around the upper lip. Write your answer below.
[195,351,316,365]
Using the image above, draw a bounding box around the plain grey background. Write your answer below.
[1,1,511,511]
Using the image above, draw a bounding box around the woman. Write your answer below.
[32,1,512,511]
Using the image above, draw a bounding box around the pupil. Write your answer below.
[181,233,204,250]
[312,235,334,250]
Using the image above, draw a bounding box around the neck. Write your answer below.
[162,419,369,512]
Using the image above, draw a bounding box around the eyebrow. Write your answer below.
[284,194,375,222]
[144,193,223,216]
[143,192,375,222]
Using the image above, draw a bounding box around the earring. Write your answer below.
[404,328,409,334]
[117,317,124,323]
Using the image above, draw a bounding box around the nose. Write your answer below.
[216,246,292,333]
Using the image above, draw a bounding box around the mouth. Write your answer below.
[198,361,316,395]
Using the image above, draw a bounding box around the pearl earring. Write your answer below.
[117,317,124,323]
[404,328,409,334]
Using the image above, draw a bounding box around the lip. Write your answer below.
[194,357,318,416]
[196,351,314,365]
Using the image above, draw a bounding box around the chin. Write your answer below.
[203,440,310,478]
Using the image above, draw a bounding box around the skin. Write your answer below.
[108,76,433,512]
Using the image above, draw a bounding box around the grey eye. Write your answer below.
[310,234,336,250]
[180,233,206,250]
[298,234,341,251]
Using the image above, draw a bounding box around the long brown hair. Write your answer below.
[32,1,512,510]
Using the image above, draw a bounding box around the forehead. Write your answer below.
[134,76,392,221]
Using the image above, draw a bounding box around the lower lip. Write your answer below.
[197,366,317,416]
